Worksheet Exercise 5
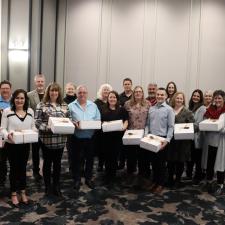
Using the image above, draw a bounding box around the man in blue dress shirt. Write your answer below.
[0,80,12,189]
[145,87,175,194]
[68,85,101,192]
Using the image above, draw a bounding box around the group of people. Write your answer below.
[0,75,225,208]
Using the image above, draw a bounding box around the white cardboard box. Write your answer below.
[140,134,166,153]
[174,123,194,140]
[48,117,75,134]
[122,129,144,145]
[12,130,38,144]
[199,117,224,131]
[79,120,101,130]
[102,120,123,132]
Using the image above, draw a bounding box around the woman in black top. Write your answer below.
[63,82,77,104]
[101,91,128,182]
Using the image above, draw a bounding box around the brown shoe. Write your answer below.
[153,185,164,194]
[149,183,157,192]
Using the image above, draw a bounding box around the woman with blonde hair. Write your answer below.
[204,90,213,109]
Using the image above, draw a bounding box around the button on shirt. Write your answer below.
[68,100,101,139]
[145,102,175,142]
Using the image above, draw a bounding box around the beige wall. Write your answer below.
[63,0,225,100]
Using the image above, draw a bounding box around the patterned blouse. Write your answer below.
[124,100,150,129]
[35,102,71,149]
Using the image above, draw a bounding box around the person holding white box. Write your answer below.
[68,85,100,192]
[124,86,150,179]
[1,89,36,206]
[202,90,225,195]
[145,88,175,194]
[186,89,206,185]
[167,92,194,188]
[101,91,128,183]
[35,83,70,197]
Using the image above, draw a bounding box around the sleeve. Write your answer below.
[194,106,206,132]
[35,103,48,131]
[166,108,175,142]
[29,108,38,132]
[121,107,129,121]
[94,104,101,120]
[186,109,195,123]
[144,114,150,135]
[0,109,9,139]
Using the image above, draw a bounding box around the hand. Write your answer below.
[160,140,168,150]
[73,121,80,129]
[8,133,15,143]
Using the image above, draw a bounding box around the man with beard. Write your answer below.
[146,83,157,106]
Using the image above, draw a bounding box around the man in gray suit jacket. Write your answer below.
[27,74,46,181]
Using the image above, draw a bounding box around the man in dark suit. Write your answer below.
[27,74,46,181]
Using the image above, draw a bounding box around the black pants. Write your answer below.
[186,142,203,180]
[138,148,151,178]
[151,145,168,186]
[7,143,30,192]
[0,146,8,185]
[69,136,94,183]
[94,131,105,168]
[31,139,42,174]
[206,145,225,184]
[168,161,184,182]
[126,145,138,174]
[42,144,64,187]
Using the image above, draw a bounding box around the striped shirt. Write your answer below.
[35,102,70,149]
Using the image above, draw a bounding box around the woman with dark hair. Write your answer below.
[167,92,194,188]
[35,82,70,197]
[101,91,128,182]
[124,86,150,179]
[166,81,177,105]
[1,89,36,206]
[186,89,206,184]
[202,90,225,195]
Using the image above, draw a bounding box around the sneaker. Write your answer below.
[213,184,224,196]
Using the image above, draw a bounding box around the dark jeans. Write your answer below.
[7,143,30,192]
[42,144,64,187]
[186,142,203,180]
[138,148,151,178]
[168,161,184,182]
[69,136,94,183]
[31,139,42,174]
[126,145,138,174]
[0,145,8,185]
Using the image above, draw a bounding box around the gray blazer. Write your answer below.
[27,89,42,111]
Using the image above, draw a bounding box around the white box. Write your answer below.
[12,130,38,144]
[174,123,194,140]
[48,117,75,134]
[79,120,101,130]
[102,120,123,132]
[140,134,166,153]
[199,117,224,131]
[122,129,144,145]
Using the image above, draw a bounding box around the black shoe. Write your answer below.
[45,185,51,196]
[213,184,224,196]
[192,178,200,186]
[52,185,62,197]
[33,172,42,182]
[85,180,95,189]
[97,165,104,172]
[74,181,81,191]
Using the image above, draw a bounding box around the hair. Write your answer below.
[204,90,214,97]
[106,90,120,110]
[189,89,204,112]
[157,87,167,93]
[0,80,12,88]
[76,85,88,93]
[97,83,113,100]
[170,91,186,108]
[65,82,76,89]
[123,78,132,85]
[213,90,225,102]
[129,86,147,107]
[10,89,29,111]
[43,82,63,104]
[166,81,177,97]
[34,74,45,81]
[148,83,157,88]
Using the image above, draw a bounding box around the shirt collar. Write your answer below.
[156,101,167,108]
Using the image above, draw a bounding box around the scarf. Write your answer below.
[204,104,225,119]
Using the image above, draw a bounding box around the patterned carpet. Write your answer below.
[0,152,225,225]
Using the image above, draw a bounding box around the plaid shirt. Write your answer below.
[35,102,71,149]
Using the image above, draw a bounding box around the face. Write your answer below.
[108,93,117,107]
[66,84,76,96]
[102,87,110,99]
[134,87,143,101]
[167,83,175,95]
[0,84,11,100]
[15,92,25,109]
[214,95,224,109]
[204,93,213,104]
[123,81,132,92]
[192,92,201,103]
[175,94,184,107]
[156,90,167,104]
[35,77,45,92]
[49,88,59,102]
[148,84,157,98]
[77,87,88,103]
